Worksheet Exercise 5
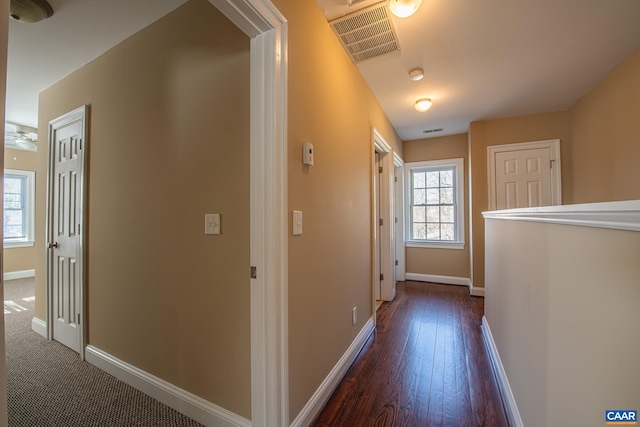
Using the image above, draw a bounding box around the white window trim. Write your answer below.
[404,158,465,250]
[4,169,35,248]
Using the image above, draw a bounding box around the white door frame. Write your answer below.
[487,139,562,210]
[0,1,288,424]
[45,105,89,360]
[393,153,405,282]
[372,128,396,303]
[208,1,288,425]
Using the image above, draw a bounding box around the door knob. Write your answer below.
[48,242,59,249]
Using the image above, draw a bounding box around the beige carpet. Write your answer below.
[4,277,203,427]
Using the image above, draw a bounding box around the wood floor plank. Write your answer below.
[312,281,508,427]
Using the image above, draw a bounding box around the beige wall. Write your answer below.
[570,48,640,203]
[4,148,38,273]
[0,0,9,421]
[485,217,640,427]
[468,111,571,288]
[36,0,251,417]
[271,0,402,420]
[403,134,470,278]
[469,48,640,290]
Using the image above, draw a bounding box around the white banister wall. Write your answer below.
[482,200,640,427]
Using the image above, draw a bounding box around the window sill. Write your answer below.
[405,241,465,250]
[4,240,35,249]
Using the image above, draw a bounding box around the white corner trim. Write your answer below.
[207,0,285,37]
[393,152,404,167]
[482,199,640,232]
[3,269,35,281]
[290,317,375,427]
[31,317,47,338]
[85,346,250,427]
[406,273,470,287]
[469,281,485,297]
[481,317,524,427]
[210,1,289,426]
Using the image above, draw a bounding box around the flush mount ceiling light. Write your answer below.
[10,0,54,23]
[408,68,424,81]
[389,0,423,18]
[415,98,432,112]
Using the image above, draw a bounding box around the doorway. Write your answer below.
[372,128,396,306]
[46,106,88,356]
[488,139,562,210]
[393,154,405,282]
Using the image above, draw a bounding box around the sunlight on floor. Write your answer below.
[4,297,34,314]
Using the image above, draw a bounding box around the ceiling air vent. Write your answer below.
[423,128,444,134]
[329,2,400,64]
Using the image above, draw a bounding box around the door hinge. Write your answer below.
[550,159,556,168]
[379,218,383,226]
[77,313,80,324]
[379,166,383,174]
[395,217,398,223]
[380,273,384,281]
[250,266,257,279]
[395,260,398,266]
[394,176,398,182]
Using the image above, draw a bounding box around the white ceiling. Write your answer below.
[4,0,640,142]
[317,0,640,140]
[5,0,188,128]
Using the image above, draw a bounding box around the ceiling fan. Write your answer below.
[4,122,38,151]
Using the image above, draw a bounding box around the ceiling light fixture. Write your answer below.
[389,0,423,18]
[408,68,424,81]
[10,0,54,23]
[415,98,432,112]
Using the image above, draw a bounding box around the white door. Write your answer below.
[393,162,405,282]
[48,106,87,354]
[495,148,551,209]
[374,152,382,301]
[488,139,562,210]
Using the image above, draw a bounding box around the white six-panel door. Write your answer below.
[488,139,562,211]
[48,106,87,354]
[495,148,552,209]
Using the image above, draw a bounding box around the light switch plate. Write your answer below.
[205,214,221,235]
[293,211,302,236]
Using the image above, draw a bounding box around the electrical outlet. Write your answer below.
[352,307,357,325]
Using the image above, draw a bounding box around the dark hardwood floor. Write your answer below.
[312,281,508,427]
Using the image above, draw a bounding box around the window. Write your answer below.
[405,159,464,249]
[4,169,35,248]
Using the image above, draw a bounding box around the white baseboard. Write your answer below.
[481,317,524,427]
[290,317,375,427]
[85,346,250,427]
[4,269,35,281]
[406,272,470,287]
[405,273,486,297]
[469,281,485,297]
[32,317,47,338]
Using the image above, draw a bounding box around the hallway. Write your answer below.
[313,281,508,426]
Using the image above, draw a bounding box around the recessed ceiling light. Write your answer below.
[415,98,432,112]
[408,68,424,81]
